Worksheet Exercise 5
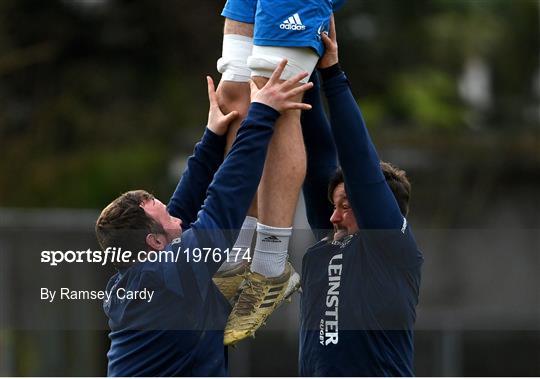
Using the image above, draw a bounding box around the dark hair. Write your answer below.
[95,190,165,266]
[328,162,411,216]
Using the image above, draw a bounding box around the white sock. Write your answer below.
[250,222,291,278]
[217,216,257,272]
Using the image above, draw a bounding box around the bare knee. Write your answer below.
[217,81,250,116]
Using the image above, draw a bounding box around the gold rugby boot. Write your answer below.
[212,261,250,303]
[223,262,300,345]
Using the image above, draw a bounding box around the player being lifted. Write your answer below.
[213,0,345,345]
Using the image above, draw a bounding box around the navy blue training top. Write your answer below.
[104,103,280,376]
[299,69,423,376]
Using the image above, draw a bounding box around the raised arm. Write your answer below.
[184,61,313,274]
[167,77,238,226]
[320,20,404,230]
[167,130,226,226]
[301,72,337,239]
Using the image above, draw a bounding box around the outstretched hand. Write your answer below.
[206,76,239,136]
[318,15,338,69]
[249,59,313,113]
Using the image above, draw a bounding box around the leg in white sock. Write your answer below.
[250,222,291,277]
[217,216,257,272]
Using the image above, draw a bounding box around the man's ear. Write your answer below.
[145,233,166,251]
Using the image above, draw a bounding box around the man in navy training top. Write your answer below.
[95,61,313,376]
[298,19,424,376]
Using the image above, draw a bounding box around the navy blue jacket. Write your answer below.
[299,69,423,376]
[104,103,280,376]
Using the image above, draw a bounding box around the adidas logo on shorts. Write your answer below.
[280,13,306,31]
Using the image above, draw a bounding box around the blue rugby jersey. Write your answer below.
[104,103,280,376]
[299,69,423,376]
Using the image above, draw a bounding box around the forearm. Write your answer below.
[167,128,226,225]
[322,66,403,230]
[301,72,337,236]
[322,66,383,185]
[192,102,278,238]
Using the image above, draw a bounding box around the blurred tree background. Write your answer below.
[0,0,539,376]
[0,0,538,217]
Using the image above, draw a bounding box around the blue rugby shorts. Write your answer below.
[221,0,345,56]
